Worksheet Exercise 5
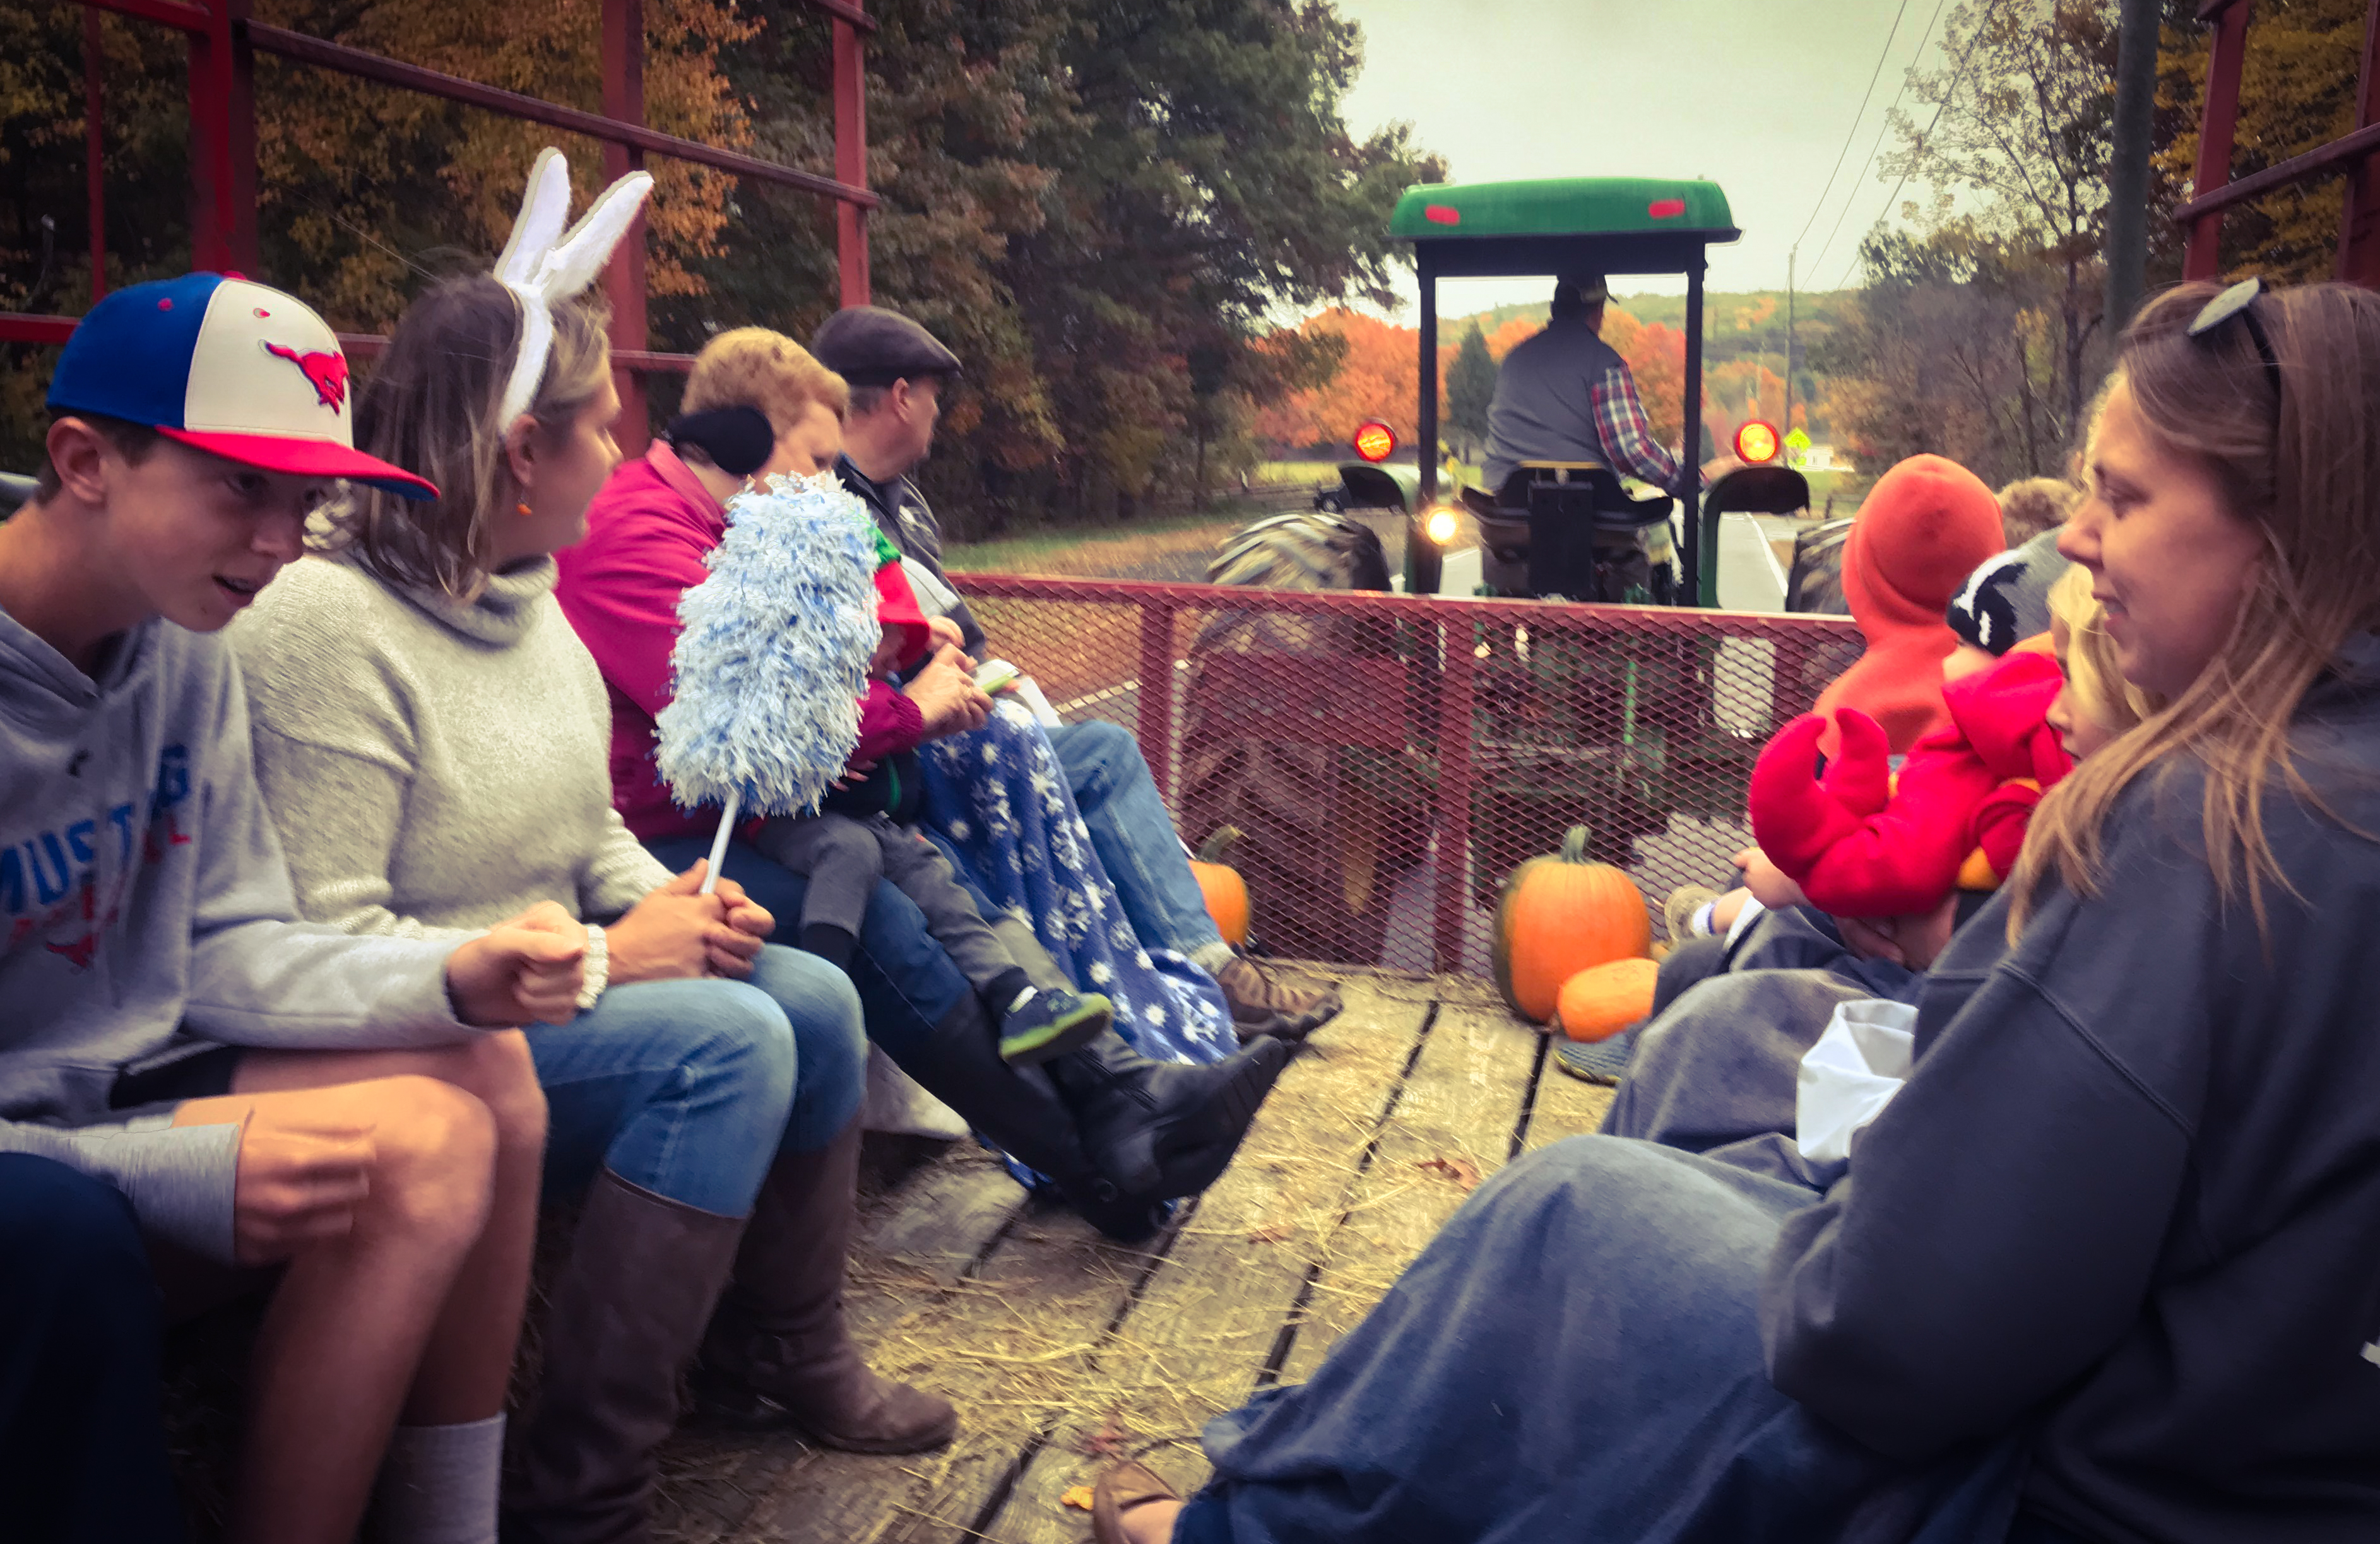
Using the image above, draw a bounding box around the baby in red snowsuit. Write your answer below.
[1749,567,2152,924]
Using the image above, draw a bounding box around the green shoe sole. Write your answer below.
[999,994,1115,1066]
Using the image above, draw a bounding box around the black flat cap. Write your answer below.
[810,306,963,387]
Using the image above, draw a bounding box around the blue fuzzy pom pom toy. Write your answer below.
[656,472,883,878]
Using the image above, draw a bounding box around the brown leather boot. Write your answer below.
[688,1120,958,1453]
[504,1170,747,1544]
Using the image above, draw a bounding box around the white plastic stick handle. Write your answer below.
[701,789,740,896]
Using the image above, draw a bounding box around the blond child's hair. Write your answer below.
[2044,565,2157,738]
[1996,477,2080,546]
[684,327,850,435]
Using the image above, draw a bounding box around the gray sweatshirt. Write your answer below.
[1764,637,2380,1543]
[226,553,670,942]
[0,604,479,1264]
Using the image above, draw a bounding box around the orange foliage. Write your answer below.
[1703,360,1806,447]
[1616,317,1684,449]
[1256,304,1745,457]
[1255,308,1422,449]
[1485,315,1539,360]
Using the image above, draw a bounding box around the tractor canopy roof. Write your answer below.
[1390,177,1740,278]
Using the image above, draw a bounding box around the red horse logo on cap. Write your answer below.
[263,341,350,414]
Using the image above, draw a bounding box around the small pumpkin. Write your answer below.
[1556,958,1661,1042]
[1191,827,1252,948]
[1492,826,1652,1023]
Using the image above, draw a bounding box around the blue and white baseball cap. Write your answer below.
[46,272,437,500]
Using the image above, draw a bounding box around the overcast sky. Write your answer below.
[1334,0,1958,317]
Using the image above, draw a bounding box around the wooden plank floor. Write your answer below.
[654,967,1615,1544]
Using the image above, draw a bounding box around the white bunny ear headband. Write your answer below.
[494,146,654,427]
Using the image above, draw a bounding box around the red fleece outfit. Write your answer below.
[1815,454,2006,757]
[555,444,932,841]
[1749,646,2073,917]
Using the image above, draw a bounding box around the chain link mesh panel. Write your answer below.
[956,575,1864,979]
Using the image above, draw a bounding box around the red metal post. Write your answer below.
[1430,618,1477,974]
[1136,600,1178,802]
[2186,0,2253,280]
[601,0,653,453]
[833,16,870,307]
[84,6,106,302]
[185,0,256,274]
[2340,0,2380,284]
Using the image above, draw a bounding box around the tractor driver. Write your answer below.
[1482,273,1710,498]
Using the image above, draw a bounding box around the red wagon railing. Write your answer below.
[952,575,1863,978]
[2181,0,2380,285]
[3,0,879,449]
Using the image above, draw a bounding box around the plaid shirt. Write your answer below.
[1587,362,1683,490]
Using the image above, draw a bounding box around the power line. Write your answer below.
[1792,0,1918,256]
[1836,0,2002,290]
[1805,0,1955,283]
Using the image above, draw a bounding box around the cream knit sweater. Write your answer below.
[228,552,673,941]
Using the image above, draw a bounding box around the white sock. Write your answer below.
[376,1414,504,1544]
[1007,984,1039,1014]
[1190,941,1236,976]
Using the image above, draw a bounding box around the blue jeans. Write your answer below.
[0,1155,184,1544]
[646,834,972,1069]
[526,943,865,1217]
[1178,1137,2022,1544]
[1045,719,1224,959]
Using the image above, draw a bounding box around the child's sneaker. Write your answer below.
[998,987,1113,1066]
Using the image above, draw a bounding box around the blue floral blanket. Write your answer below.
[920,700,1234,1070]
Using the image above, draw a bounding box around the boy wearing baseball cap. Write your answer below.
[0,273,568,1544]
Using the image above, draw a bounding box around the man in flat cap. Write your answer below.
[815,305,1341,1043]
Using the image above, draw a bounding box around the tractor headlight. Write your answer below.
[1423,506,1461,545]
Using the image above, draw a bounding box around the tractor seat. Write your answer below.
[1499,461,1674,531]
[1462,461,1673,603]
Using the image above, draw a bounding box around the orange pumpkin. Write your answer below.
[1191,827,1251,947]
[1556,958,1661,1042]
[1492,826,1651,1023]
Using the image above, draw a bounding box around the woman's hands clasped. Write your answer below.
[605,861,776,986]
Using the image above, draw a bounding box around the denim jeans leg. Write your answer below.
[738,943,868,1152]
[524,974,796,1216]
[1045,719,1224,957]
[646,834,976,1068]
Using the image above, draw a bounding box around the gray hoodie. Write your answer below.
[1764,637,2380,1542]
[0,603,482,1263]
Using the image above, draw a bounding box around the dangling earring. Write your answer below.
[516,502,534,517]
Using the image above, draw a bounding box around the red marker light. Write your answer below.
[1734,420,1781,465]
[1424,204,1462,225]
[1647,198,1686,220]
[1353,420,1398,463]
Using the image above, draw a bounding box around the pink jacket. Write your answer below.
[555,444,925,842]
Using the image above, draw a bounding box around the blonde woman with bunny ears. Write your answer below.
[229,153,952,1544]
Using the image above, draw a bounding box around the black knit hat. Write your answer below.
[664,405,776,478]
[1946,528,2072,654]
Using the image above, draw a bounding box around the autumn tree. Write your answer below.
[2155,0,2364,281]
[1880,0,2116,437]
[1253,308,1418,450]
[1444,322,1496,460]
[1818,221,2070,486]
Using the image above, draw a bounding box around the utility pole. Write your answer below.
[2105,0,2160,333]
[1783,247,1796,456]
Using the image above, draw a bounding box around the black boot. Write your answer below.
[875,994,1156,1237]
[1044,1032,1293,1203]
